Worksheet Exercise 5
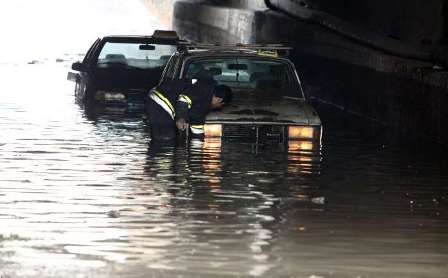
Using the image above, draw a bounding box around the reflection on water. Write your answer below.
[141,137,324,276]
[1,61,448,277]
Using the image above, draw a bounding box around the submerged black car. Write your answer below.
[67,30,183,111]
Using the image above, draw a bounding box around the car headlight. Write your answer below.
[288,126,316,139]
[204,124,222,138]
[288,140,314,151]
[96,91,126,101]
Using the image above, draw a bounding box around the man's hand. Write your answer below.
[176,118,188,131]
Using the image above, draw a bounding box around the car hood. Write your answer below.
[206,98,321,125]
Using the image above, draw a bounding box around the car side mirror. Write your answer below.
[72,62,87,72]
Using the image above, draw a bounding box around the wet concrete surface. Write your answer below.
[0,59,447,278]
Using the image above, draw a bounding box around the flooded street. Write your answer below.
[1,1,448,278]
[1,61,447,278]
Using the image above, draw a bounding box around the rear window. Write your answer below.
[182,57,304,99]
[97,42,177,69]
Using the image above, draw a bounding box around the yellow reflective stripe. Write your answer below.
[191,125,204,128]
[153,89,175,113]
[190,125,204,134]
[150,90,175,120]
[178,94,192,108]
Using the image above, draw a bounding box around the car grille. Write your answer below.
[222,124,286,143]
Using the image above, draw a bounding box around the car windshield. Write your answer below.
[183,57,304,99]
[97,41,177,69]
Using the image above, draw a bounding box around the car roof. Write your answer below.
[100,35,184,44]
[177,49,292,62]
[175,43,292,61]
[100,30,185,44]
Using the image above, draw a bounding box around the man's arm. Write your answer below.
[175,93,193,130]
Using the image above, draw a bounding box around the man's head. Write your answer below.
[211,84,232,109]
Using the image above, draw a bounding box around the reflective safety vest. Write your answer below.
[178,94,192,108]
[190,124,204,134]
[149,89,175,120]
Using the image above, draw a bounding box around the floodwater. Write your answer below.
[1,1,448,278]
[1,60,448,278]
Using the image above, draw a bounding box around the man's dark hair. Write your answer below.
[213,84,232,103]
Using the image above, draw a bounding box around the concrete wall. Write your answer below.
[141,0,267,28]
[204,0,267,10]
[143,0,447,48]
[315,0,445,45]
[172,2,443,82]
[269,0,446,46]
[173,2,257,44]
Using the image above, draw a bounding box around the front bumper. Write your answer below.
[204,123,322,148]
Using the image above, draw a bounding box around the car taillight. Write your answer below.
[204,124,222,138]
[96,91,126,101]
[288,126,315,139]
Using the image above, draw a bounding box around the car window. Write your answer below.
[96,42,177,69]
[182,57,304,99]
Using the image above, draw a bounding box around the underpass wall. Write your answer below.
[173,3,257,44]
[141,0,267,28]
[269,0,446,46]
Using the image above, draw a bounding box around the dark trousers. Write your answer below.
[146,99,177,141]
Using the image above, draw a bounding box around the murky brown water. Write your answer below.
[1,60,448,278]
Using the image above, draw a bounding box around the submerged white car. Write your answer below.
[155,44,322,149]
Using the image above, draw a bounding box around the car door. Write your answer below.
[68,38,102,101]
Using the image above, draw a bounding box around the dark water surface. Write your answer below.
[1,61,447,278]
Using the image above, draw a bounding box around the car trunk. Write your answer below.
[93,67,162,89]
[92,67,162,103]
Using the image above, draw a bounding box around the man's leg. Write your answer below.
[146,99,177,141]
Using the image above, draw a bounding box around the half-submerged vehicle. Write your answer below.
[147,43,322,150]
[67,30,184,111]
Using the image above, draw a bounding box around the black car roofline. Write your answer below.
[101,36,185,45]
